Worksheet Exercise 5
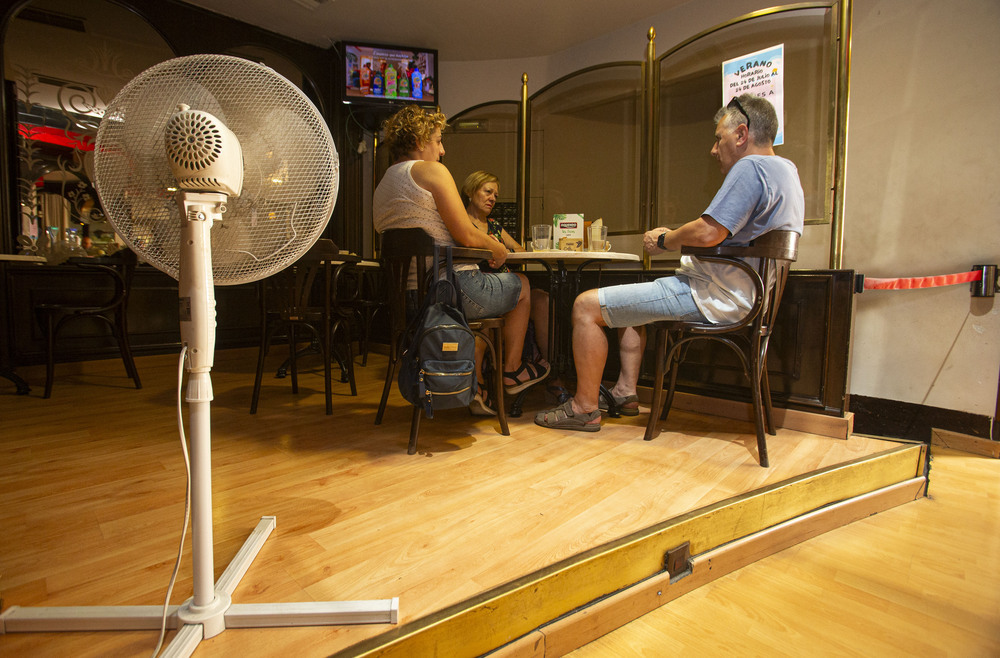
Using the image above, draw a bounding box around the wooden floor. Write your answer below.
[568,445,1000,657]
[0,348,920,656]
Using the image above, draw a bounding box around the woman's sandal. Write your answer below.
[469,381,496,416]
[504,360,551,395]
[598,393,640,416]
[534,399,601,432]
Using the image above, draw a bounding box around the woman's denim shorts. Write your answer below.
[455,268,521,320]
[598,275,706,328]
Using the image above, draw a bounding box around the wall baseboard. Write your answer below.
[850,394,995,444]
[931,428,1000,458]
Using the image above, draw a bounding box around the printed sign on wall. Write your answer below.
[722,44,784,146]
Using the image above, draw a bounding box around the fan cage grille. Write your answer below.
[95,54,338,285]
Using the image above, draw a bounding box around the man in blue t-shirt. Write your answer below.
[536,94,804,432]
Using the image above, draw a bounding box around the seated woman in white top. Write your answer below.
[373,105,549,415]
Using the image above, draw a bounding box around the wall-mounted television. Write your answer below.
[342,41,437,107]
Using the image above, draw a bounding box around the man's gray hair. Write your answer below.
[714,94,779,146]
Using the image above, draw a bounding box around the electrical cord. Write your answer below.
[150,345,192,658]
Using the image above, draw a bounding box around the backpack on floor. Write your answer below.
[398,245,477,417]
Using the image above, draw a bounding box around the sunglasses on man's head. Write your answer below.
[727,97,750,132]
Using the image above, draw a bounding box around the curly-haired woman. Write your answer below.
[373,105,549,415]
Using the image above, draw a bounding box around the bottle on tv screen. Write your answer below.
[343,41,437,107]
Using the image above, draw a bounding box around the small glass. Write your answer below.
[64,226,88,257]
[531,224,553,251]
[587,225,611,252]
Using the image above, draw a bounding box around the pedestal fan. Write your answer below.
[0,55,397,655]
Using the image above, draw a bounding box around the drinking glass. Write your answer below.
[587,225,610,252]
[531,224,553,251]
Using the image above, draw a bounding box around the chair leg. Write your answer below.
[643,327,668,441]
[42,314,56,399]
[493,325,509,436]
[336,320,358,396]
[760,356,776,436]
[360,304,384,367]
[115,311,141,390]
[375,339,401,425]
[250,322,273,414]
[322,322,333,416]
[358,306,374,368]
[661,356,681,422]
[408,405,421,454]
[748,352,770,468]
[288,325,299,394]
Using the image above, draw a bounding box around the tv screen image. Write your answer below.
[344,42,436,106]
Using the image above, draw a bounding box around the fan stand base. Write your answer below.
[0,516,399,656]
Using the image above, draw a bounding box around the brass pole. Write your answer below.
[642,28,656,270]
[830,0,853,269]
[372,131,379,258]
[517,73,530,243]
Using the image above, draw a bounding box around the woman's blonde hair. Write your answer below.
[460,170,499,205]
[381,105,448,161]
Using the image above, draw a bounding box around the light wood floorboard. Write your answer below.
[1,348,910,656]
[568,446,1000,657]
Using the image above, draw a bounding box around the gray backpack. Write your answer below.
[397,246,477,417]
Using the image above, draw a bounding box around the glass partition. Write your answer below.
[528,63,643,236]
[4,0,174,255]
[443,101,520,238]
[656,6,837,228]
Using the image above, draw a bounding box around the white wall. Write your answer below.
[845,0,1000,415]
[440,0,1000,420]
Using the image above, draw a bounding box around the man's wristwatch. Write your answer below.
[656,231,667,250]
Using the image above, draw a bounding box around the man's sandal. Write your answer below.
[598,393,640,417]
[534,399,601,432]
[504,360,551,395]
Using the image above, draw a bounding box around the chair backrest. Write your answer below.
[263,238,343,320]
[681,230,799,335]
[378,228,436,352]
[68,248,138,314]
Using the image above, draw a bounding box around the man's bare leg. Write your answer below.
[569,289,608,414]
[610,326,645,399]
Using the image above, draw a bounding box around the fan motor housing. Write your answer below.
[165,105,244,197]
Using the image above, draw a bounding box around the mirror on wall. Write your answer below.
[4,0,174,256]
[444,101,520,238]
[657,6,837,228]
[529,63,643,236]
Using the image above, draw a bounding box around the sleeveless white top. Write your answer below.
[373,160,477,287]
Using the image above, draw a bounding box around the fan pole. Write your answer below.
[175,193,228,636]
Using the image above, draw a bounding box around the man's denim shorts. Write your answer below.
[598,275,706,328]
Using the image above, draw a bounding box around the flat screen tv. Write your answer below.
[342,41,437,107]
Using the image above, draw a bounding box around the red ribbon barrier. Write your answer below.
[862,270,982,291]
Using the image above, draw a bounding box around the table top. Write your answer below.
[505,250,640,263]
[0,254,46,263]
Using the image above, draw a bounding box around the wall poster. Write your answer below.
[722,44,785,146]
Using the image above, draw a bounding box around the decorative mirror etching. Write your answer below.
[4,0,174,258]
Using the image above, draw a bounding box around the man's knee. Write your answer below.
[572,289,605,327]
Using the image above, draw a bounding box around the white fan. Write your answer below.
[1,55,397,654]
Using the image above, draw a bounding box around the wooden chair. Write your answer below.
[34,248,141,399]
[334,261,386,367]
[643,230,799,467]
[374,228,509,454]
[250,239,359,415]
